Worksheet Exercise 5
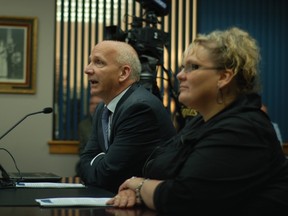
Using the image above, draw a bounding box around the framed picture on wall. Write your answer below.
[0,16,38,94]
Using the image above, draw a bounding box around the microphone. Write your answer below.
[0,107,53,187]
[0,107,53,141]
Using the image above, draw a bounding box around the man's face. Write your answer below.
[84,42,122,104]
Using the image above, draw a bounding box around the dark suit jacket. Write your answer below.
[145,93,288,215]
[79,83,176,192]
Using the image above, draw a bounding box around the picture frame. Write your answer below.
[0,16,38,94]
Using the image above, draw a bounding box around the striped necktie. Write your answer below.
[101,107,110,150]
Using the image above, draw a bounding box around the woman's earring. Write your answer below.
[216,84,224,104]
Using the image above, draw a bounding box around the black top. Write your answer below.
[144,93,288,215]
[79,83,177,193]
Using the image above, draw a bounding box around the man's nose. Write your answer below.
[84,65,94,74]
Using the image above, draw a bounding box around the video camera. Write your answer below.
[104,0,171,96]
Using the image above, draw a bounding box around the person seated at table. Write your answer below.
[260,104,283,145]
[75,94,102,176]
[107,27,288,215]
[78,40,177,193]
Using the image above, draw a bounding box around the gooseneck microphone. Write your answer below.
[0,107,53,187]
[0,107,53,141]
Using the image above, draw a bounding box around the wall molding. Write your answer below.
[48,140,79,154]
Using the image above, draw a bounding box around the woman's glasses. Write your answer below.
[180,64,224,73]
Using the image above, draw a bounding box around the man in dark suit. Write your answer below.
[78,40,176,193]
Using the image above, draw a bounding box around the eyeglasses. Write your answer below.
[180,64,224,73]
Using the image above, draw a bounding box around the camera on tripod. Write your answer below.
[104,0,171,96]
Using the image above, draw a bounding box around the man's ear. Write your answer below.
[119,65,131,82]
[217,69,234,88]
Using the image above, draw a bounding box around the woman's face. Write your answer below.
[177,45,221,111]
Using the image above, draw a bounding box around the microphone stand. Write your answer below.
[0,147,22,188]
[0,107,53,188]
[0,164,15,188]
